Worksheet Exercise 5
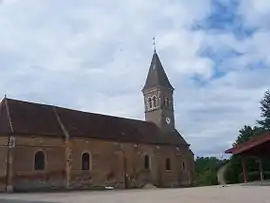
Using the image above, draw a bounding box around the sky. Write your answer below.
[1,0,270,158]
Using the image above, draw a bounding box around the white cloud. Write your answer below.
[0,0,269,157]
[238,0,270,29]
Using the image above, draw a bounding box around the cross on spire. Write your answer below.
[153,37,156,52]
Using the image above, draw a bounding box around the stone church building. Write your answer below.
[0,51,195,192]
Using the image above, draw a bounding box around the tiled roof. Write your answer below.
[225,132,270,155]
[0,99,11,134]
[143,51,174,91]
[0,98,188,146]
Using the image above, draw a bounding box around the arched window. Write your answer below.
[34,151,46,171]
[166,158,171,171]
[153,96,157,107]
[82,152,91,171]
[148,97,152,109]
[182,162,186,170]
[144,155,150,170]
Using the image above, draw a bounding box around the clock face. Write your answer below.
[166,117,171,124]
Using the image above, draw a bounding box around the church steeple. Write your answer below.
[142,50,175,132]
[142,51,174,91]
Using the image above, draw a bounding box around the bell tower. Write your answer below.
[142,50,175,132]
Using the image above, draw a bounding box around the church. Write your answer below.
[0,50,195,192]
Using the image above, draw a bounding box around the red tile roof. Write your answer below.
[225,132,270,155]
[0,98,188,146]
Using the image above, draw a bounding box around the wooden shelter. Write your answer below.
[225,132,270,183]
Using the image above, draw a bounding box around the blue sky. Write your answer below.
[1,0,270,157]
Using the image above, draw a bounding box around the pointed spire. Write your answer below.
[142,50,174,91]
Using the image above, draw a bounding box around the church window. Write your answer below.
[148,97,152,109]
[182,162,186,170]
[165,158,171,171]
[144,155,150,170]
[153,96,157,107]
[34,150,46,171]
[82,152,91,171]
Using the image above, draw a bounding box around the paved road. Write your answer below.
[0,185,270,203]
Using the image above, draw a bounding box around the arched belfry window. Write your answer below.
[148,97,153,109]
[153,96,157,107]
[144,155,150,170]
[166,158,171,171]
[82,152,91,171]
[34,151,46,171]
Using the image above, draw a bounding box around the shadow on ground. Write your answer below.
[0,199,57,203]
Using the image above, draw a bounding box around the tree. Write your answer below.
[199,90,270,184]
[195,157,223,186]
[257,90,270,131]
[225,125,259,183]
[233,125,253,146]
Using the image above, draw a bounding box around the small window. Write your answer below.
[166,158,171,171]
[182,162,185,170]
[82,152,90,171]
[153,96,157,107]
[144,155,150,169]
[148,97,152,109]
[34,151,46,171]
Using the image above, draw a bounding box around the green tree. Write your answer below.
[225,90,270,183]
[257,90,270,131]
[225,125,259,183]
[195,157,223,186]
[233,125,253,146]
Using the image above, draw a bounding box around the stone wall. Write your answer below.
[0,135,194,192]
[0,136,8,192]
[12,136,66,192]
[69,138,193,189]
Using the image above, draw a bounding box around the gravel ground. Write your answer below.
[0,185,270,203]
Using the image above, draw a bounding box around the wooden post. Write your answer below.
[258,158,264,181]
[241,157,247,183]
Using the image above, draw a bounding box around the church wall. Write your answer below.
[69,137,192,189]
[154,145,187,187]
[12,136,66,192]
[69,138,125,189]
[175,149,195,186]
[121,142,156,188]
[0,136,8,192]
[1,135,194,192]
[186,150,196,185]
